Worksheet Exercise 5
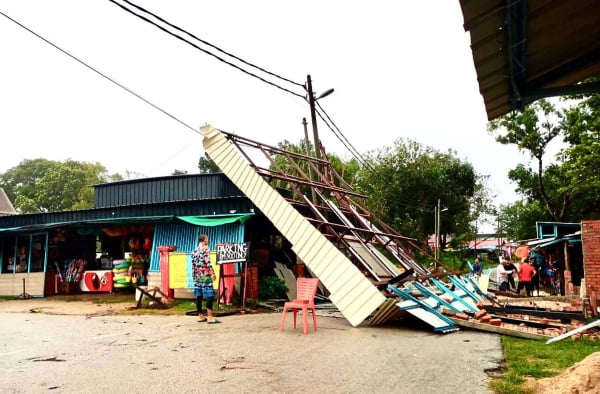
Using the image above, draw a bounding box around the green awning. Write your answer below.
[177,214,253,227]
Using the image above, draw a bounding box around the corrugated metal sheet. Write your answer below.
[0,200,252,230]
[149,222,244,271]
[202,125,386,327]
[459,0,600,121]
[93,174,246,208]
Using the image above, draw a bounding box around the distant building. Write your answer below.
[0,188,16,216]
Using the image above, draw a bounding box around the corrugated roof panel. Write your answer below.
[202,125,386,327]
[369,299,405,325]
[460,0,600,121]
[93,174,246,208]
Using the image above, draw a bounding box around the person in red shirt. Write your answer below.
[516,257,537,297]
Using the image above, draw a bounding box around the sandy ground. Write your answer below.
[0,294,137,316]
[524,352,600,394]
[0,295,503,394]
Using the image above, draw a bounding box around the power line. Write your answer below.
[109,0,306,100]
[120,0,304,90]
[0,9,200,137]
[314,101,372,169]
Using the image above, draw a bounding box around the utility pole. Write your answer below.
[435,199,442,264]
[434,205,439,266]
[302,117,317,204]
[306,75,320,161]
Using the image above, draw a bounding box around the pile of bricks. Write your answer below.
[449,303,583,338]
[453,309,502,326]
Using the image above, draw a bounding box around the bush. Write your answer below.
[258,276,288,300]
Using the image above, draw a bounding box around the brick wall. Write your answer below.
[582,220,600,297]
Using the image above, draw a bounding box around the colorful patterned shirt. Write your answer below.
[191,244,214,287]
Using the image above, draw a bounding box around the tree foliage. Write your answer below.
[0,159,115,213]
[489,92,600,233]
[559,87,600,217]
[198,153,221,174]
[355,139,482,243]
[270,139,360,198]
[488,99,567,221]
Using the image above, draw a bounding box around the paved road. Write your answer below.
[0,312,502,393]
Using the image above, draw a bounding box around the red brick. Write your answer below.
[479,316,491,323]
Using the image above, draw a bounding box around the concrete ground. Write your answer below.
[0,296,503,394]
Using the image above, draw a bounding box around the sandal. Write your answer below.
[207,319,221,324]
[197,317,207,322]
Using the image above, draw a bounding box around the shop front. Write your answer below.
[0,174,261,298]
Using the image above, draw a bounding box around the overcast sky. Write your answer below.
[1,1,533,223]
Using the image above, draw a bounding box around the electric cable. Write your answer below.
[312,103,429,212]
[0,9,200,137]
[108,0,306,100]
[315,102,371,169]
[120,0,304,89]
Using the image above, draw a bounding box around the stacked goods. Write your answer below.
[112,259,131,288]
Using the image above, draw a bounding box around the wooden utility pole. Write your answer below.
[306,75,320,161]
[302,117,317,203]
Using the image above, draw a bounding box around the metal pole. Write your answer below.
[302,117,317,204]
[434,205,438,262]
[474,220,478,258]
[307,75,321,161]
[436,199,442,265]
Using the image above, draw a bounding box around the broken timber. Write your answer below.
[135,286,172,309]
[450,317,551,341]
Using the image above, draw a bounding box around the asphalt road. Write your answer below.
[0,312,502,393]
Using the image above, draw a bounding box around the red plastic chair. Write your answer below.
[278,278,319,334]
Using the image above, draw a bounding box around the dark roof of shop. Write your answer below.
[0,174,254,232]
[459,0,600,120]
[93,173,245,208]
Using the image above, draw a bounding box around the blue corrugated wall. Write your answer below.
[149,222,244,272]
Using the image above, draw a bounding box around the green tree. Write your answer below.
[488,99,567,221]
[270,139,360,199]
[355,139,481,243]
[559,88,600,218]
[497,200,549,240]
[198,153,220,174]
[489,93,600,228]
[0,159,113,213]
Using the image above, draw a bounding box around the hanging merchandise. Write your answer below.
[56,259,88,283]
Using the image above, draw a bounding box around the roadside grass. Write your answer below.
[122,298,246,316]
[490,335,599,394]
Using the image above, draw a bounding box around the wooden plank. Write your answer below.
[274,261,296,301]
[478,268,491,294]
[480,305,585,322]
[450,317,550,340]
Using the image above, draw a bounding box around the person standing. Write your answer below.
[502,258,518,291]
[472,257,482,278]
[516,258,537,297]
[531,250,544,296]
[191,234,220,324]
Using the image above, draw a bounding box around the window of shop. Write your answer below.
[0,233,48,274]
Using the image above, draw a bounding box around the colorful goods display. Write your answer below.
[112,255,148,289]
[55,259,87,283]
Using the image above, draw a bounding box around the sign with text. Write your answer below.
[216,242,250,264]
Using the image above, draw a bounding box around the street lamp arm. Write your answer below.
[317,88,335,100]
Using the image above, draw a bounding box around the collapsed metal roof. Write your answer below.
[201,125,471,328]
